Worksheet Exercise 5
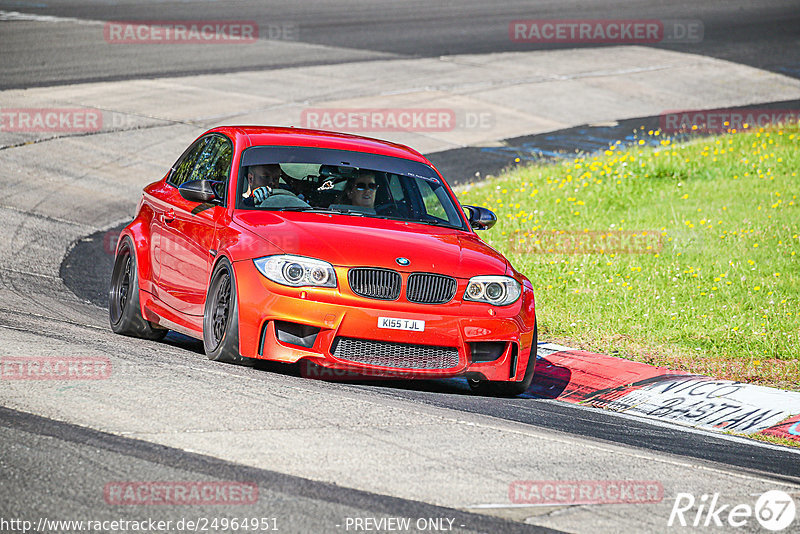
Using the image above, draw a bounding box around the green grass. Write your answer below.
[740,431,800,449]
[723,432,800,448]
[455,124,800,390]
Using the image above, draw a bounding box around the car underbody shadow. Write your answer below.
[527,357,572,399]
[254,358,474,395]
[160,331,205,354]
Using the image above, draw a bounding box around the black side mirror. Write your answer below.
[178,180,222,203]
[462,205,497,230]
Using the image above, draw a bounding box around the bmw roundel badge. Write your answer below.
[395,257,411,266]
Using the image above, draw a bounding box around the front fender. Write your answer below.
[117,201,157,295]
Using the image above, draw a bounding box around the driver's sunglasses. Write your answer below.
[355,182,378,191]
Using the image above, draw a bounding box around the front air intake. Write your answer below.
[406,273,457,304]
[348,268,402,300]
[331,337,459,370]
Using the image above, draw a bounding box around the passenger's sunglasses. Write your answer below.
[354,182,378,191]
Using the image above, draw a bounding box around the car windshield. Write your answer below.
[236,146,467,230]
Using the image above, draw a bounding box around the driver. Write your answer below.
[242,164,309,209]
[242,164,281,206]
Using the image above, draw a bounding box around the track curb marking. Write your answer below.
[533,343,800,443]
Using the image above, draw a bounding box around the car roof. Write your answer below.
[208,126,428,163]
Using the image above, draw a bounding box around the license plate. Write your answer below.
[378,317,425,332]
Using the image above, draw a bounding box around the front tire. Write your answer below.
[109,236,168,340]
[469,321,538,397]
[203,258,253,366]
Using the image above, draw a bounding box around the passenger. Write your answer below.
[344,170,377,210]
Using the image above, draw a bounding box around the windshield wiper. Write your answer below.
[411,218,461,229]
[272,207,459,227]
[357,213,463,229]
[273,206,365,216]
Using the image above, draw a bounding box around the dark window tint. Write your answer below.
[169,135,232,190]
[169,138,207,187]
[194,135,233,184]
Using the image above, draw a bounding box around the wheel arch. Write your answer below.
[207,252,240,344]
[203,253,253,365]
[117,204,157,291]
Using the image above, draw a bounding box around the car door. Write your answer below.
[149,137,208,291]
[155,134,232,316]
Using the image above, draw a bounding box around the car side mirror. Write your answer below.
[462,205,497,230]
[178,180,222,203]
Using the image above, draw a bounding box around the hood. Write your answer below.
[233,211,508,278]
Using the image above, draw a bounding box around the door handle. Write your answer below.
[163,209,176,224]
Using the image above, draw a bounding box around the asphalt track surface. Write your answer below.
[4,1,800,532]
[1,407,551,534]
[1,0,800,89]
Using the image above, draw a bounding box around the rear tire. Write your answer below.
[203,258,253,366]
[468,321,538,397]
[109,236,168,340]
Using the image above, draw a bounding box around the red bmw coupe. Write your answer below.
[109,126,537,395]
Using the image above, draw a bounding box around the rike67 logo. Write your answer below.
[669,490,796,531]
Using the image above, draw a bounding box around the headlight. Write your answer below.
[253,255,337,288]
[464,276,521,306]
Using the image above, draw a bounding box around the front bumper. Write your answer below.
[233,260,536,382]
